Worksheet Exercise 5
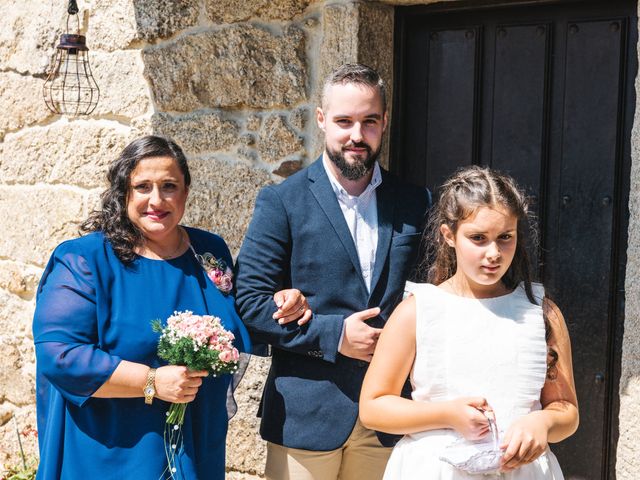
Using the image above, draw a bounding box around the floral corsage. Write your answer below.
[190,246,233,294]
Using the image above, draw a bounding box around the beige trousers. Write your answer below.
[264,419,393,480]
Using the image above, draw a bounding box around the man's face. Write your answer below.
[317,83,387,181]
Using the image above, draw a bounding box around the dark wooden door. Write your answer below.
[392,1,636,478]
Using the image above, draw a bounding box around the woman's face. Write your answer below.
[126,156,188,244]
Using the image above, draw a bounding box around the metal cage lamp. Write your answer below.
[43,0,99,115]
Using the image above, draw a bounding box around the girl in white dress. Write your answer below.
[360,166,578,479]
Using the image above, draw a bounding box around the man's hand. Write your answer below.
[339,307,382,362]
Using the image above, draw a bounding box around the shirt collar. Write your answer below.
[322,156,383,201]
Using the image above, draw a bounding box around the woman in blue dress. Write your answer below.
[32,136,311,479]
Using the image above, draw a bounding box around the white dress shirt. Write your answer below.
[322,157,382,294]
[322,157,383,352]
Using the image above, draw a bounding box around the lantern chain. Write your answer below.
[67,0,79,15]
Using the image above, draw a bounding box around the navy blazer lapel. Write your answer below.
[307,159,365,285]
[370,171,395,297]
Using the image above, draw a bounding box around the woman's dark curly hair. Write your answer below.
[80,135,191,264]
[415,166,558,379]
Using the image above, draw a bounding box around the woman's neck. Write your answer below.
[137,227,189,260]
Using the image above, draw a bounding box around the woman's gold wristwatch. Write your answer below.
[144,368,157,405]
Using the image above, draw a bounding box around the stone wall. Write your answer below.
[1,0,639,478]
[0,0,399,477]
[617,6,640,479]
[0,0,145,471]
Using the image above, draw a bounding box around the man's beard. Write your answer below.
[326,141,380,181]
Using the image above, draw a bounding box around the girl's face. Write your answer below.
[441,205,518,296]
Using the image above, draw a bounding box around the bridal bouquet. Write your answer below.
[152,310,240,424]
[151,310,239,478]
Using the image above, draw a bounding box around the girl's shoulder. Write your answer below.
[405,281,467,302]
[403,280,428,298]
[530,281,545,303]
[403,281,451,319]
[515,281,545,306]
[403,281,443,307]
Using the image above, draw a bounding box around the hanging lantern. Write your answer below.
[43,0,99,115]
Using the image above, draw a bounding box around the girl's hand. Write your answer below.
[154,366,208,403]
[448,397,493,440]
[272,288,312,326]
[500,412,549,471]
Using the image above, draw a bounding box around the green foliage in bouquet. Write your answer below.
[151,319,236,375]
[151,313,239,426]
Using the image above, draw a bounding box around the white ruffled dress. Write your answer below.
[383,283,564,480]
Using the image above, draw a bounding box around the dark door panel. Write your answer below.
[425,27,480,188]
[545,18,625,477]
[490,23,548,193]
[392,2,636,478]
[396,24,430,185]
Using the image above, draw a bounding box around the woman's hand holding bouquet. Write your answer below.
[154,365,209,404]
[152,310,240,424]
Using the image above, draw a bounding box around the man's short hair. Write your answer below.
[321,63,387,111]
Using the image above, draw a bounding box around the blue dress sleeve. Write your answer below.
[33,242,122,407]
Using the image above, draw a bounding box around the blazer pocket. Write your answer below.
[391,232,421,247]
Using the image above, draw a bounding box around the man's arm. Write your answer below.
[235,186,344,363]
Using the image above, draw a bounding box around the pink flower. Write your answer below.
[218,274,233,293]
[196,252,234,295]
[205,267,233,293]
[219,350,232,362]
[208,269,223,283]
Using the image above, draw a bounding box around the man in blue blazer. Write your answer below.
[236,64,430,480]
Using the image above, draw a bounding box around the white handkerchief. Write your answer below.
[439,437,503,475]
[439,414,503,475]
